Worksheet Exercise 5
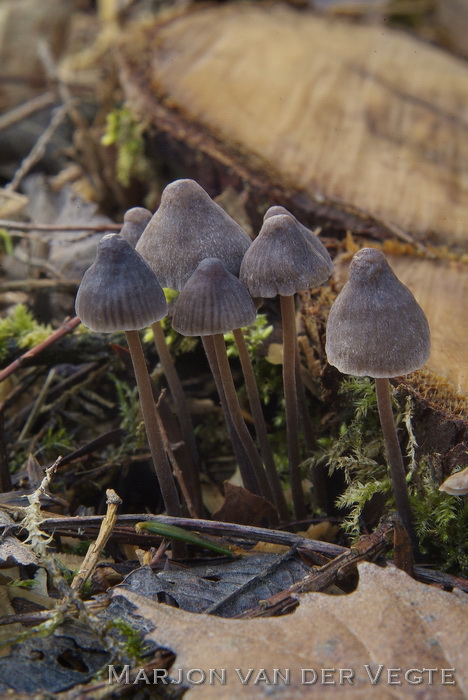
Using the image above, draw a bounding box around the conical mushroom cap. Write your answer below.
[325,248,430,377]
[264,206,333,274]
[75,234,167,332]
[239,214,331,297]
[136,179,251,290]
[172,258,256,336]
[120,207,152,248]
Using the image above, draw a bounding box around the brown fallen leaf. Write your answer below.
[114,562,467,698]
[212,482,279,527]
[439,467,468,496]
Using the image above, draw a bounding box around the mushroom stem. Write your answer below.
[294,340,327,510]
[375,377,417,549]
[280,294,306,519]
[208,334,273,502]
[151,320,202,512]
[233,328,288,519]
[125,330,182,519]
[201,337,258,494]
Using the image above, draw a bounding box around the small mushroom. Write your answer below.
[263,206,333,274]
[172,258,273,502]
[325,247,431,549]
[75,234,182,519]
[120,207,153,248]
[136,179,252,290]
[240,214,332,518]
[263,207,333,501]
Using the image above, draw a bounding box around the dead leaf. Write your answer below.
[116,549,312,617]
[298,521,341,543]
[114,562,467,698]
[212,482,278,528]
[439,467,468,496]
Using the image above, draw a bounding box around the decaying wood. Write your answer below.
[118,3,468,249]
[387,255,467,395]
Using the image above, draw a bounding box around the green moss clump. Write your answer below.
[108,619,149,663]
[316,376,467,576]
[101,105,150,187]
[412,460,468,575]
[0,304,52,362]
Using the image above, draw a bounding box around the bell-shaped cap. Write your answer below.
[75,234,167,332]
[264,206,333,275]
[172,258,256,336]
[136,179,252,290]
[325,248,430,378]
[120,207,152,248]
[239,214,331,298]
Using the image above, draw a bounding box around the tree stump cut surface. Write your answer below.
[119,3,468,248]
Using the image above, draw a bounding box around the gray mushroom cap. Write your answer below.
[172,258,256,336]
[325,248,431,378]
[120,207,153,248]
[239,214,332,298]
[136,179,252,290]
[264,206,333,275]
[75,234,167,332]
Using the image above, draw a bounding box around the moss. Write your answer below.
[108,619,149,663]
[0,304,51,362]
[316,376,467,575]
[412,457,468,575]
[101,105,151,187]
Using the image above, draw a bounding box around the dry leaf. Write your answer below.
[212,482,278,527]
[439,468,468,496]
[114,562,467,698]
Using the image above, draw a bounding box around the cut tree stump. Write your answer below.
[118,3,468,249]
[117,2,467,462]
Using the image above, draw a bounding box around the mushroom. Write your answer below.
[120,207,152,248]
[75,233,182,519]
[121,204,202,514]
[240,214,332,518]
[263,206,333,505]
[136,179,252,289]
[172,258,274,502]
[263,206,333,274]
[325,247,430,547]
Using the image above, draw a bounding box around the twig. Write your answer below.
[0,406,12,492]
[155,392,198,518]
[24,514,349,557]
[0,279,81,293]
[18,368,56,441]
[0,91,56,132]
[235,521,395,618]
[0,220,121,233]
[0,315,81,383]
[6,103,72,192]
[71,489,122,593]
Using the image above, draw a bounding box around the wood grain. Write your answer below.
[119,3,468,248]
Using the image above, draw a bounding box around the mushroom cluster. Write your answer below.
[75,178,431,556]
